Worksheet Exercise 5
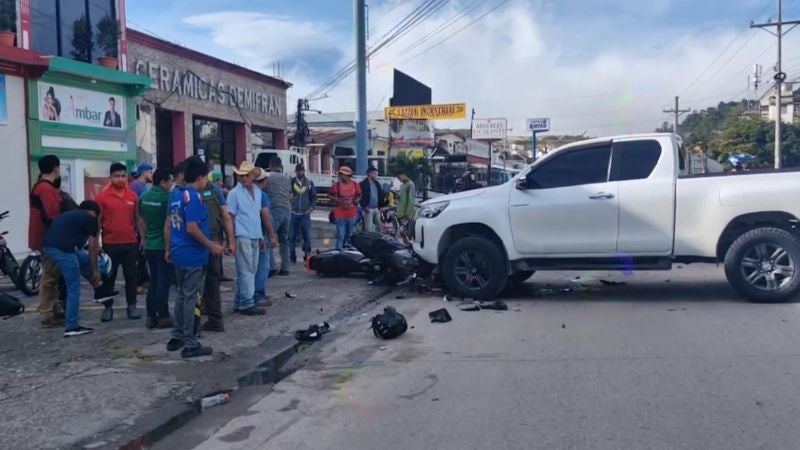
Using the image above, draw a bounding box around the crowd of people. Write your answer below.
[27,154,416,357]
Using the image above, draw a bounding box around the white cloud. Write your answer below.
[178,1,798,137]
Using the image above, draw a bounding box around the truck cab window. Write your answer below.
[610,140,662,181]
[528,145,611,189]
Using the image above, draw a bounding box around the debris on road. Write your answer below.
[200,393,231,410]
[600,280,627,286]
[428,308,452,323]
[285,291,298,299]
[562,324,566,329]
[458,303,480,312]
[370,306,408,340]
[294,323,330,342]
[478,300,508,311]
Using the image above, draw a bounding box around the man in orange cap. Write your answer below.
[329,165,361,249]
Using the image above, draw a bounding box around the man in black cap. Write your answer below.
[289,163,316,263]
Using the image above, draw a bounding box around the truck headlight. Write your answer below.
[418,201,449,219]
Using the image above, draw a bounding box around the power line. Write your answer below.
[400,0,510,64]
[307,0,448,100]
[398,0,483,56]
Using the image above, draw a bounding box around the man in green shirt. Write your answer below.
[138,168,175,329]
[395,169,416,241]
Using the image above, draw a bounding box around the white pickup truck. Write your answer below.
[412,133,800,302]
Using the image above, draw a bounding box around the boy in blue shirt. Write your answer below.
[165,156,224,358]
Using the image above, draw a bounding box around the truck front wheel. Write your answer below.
[442,237,507,299]
[724,227,800,303]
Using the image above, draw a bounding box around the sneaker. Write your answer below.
[127,305,142,320]
[166,338,184,352]
[146,317,158,329]
[278,270,289,276]
[137,285,148,295]
[157,317,174,329]
[64,326,94,337]
[181,345,213,358]
[239,306,266,316]
[101,306,113,322]
[93,289,119,303]
[200,321,225,332]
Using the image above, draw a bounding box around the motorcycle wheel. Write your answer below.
[19,253,42,296]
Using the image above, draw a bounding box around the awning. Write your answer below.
[47,57,151,95]
[0,46,49,77]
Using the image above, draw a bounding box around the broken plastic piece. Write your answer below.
[285,291,298,299]
[458,304,480,312]
[428,308,452,323]
[599,280,626,286]
[478,300,508,311]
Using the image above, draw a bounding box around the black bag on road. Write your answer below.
[370,306,408,339]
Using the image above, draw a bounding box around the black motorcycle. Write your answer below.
[0,211,42,296]
[307,231,418,284]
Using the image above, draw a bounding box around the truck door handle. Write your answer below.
[589,192,614,200]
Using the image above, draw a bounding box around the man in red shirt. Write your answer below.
[29,155,67,327]
[330,165,361,249]
[96,163,145,322]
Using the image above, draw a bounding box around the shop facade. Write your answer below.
[0,46,49,255]
[126,30,290,180]
[27,57,150,206]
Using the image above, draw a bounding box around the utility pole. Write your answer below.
[663,96,690,134]
[354,0,368,175]
[751,0,800,168]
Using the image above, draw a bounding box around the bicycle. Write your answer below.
[0,211,42,296]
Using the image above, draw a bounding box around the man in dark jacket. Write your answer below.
[289,164,316,263]
[359,167,385,232]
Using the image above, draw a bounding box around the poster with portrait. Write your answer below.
[0,74,7,125]
[37,82,125,129]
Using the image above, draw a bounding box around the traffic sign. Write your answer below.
[526,118,550,132]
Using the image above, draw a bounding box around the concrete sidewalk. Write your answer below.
[0,221,388,450]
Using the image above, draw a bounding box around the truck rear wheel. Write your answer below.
[442,237,507,300]
[724,227,800,303]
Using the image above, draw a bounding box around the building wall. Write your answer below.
[127,38,288,165]
[1,74,31,254]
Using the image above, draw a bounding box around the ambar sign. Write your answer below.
[385,103,466,120]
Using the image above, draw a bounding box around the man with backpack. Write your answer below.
[330,166,361,249]
[199,166,235,332]
[29,155,68,327]
[289,164,316,263]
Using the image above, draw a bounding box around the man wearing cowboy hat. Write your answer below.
[226,162,277,316]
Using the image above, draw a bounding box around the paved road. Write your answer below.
[157,265,800,450]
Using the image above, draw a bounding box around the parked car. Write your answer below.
[412,133,800,302]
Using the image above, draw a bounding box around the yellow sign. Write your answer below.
[405,148,425,159]
[384,103,467,120]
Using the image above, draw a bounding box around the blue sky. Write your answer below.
[127,0,800,135]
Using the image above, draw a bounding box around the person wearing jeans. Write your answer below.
[41,201,104,337]
[227,163,277,315]
[330,166,361,249]
[289,164,316,263]
[359,166,385,233]
[254,170,273,304]
[165,156,222,358]
[264,157,292,276]
[139,168,174,329]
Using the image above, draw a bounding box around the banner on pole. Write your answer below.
[384,103,466,120]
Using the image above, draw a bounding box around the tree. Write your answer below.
[387,152,432,189]
[70,15,91,62]
[95,14,119,57]
[705,117,800,168]
[0,0,16,31]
